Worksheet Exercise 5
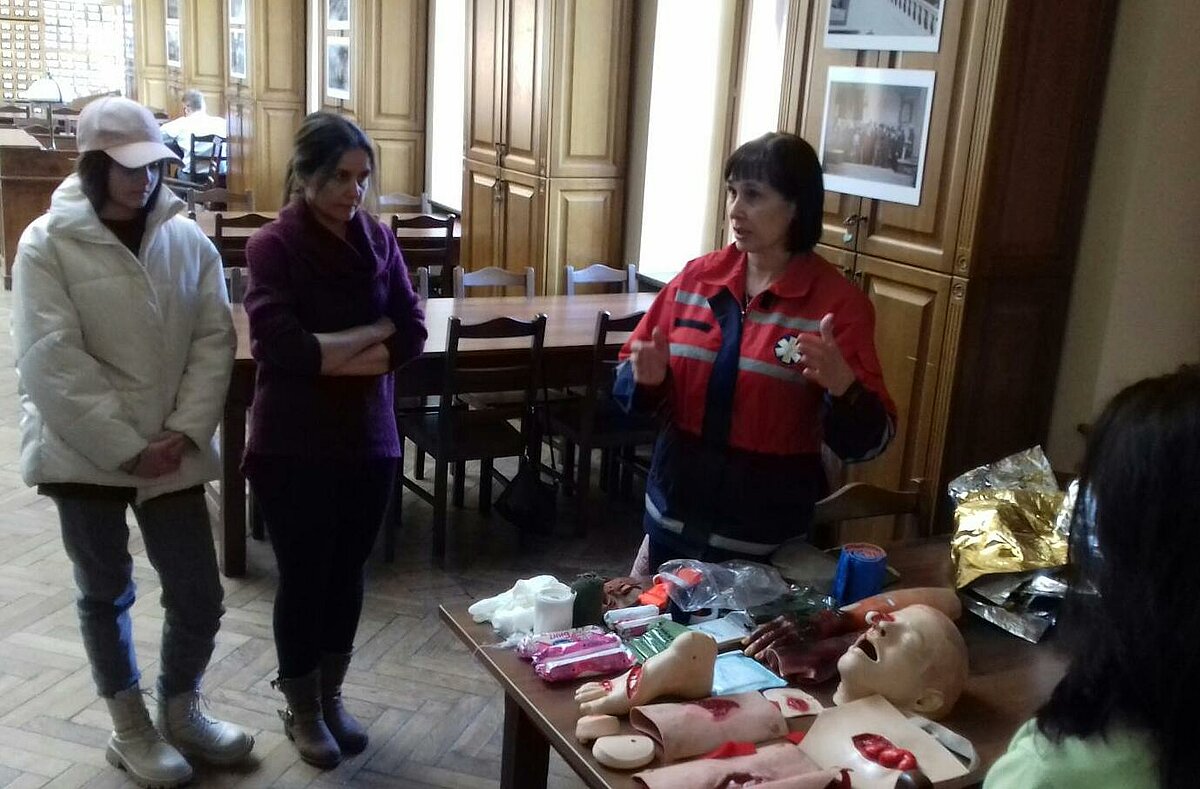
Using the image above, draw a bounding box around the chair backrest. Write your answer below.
[187,187,252,219]
[453,265,535,299]
[414,266,430,301]
[0,103,28,120]
[565,263,637,295]
[224,267,250,303]
[149,109,170,124]
[378,191,431,213]
[808,480,928,548]
[587,310,644,401]
[189,133,227,181]
[391,213,456,296]
[441,314,548,425]
[213,211,273,267]
[23,124,51,147]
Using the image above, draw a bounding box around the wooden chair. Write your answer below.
[806,479,929,549]
[392,314,548,565]
[148,108,170,123]
[187,187,252,219]
[391,213,455,297]
[23,124,51,148]
[189,133,227,187]
[224,267,250,303]
[0,103,28,121]
[453,265,535,299]
[564,262,637,295]
[213,211,273,268]
[413,266,430,301]
[546,310,660,534]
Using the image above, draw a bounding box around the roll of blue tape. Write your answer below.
[832,542,888,606]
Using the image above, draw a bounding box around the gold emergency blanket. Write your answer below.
[948,447,1069,589]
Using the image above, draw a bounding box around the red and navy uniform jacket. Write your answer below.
[615,245,896,559]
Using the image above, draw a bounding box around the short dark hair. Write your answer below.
[75,150,164,216]
[284,112,376,204]
[1037,365,1200,789]
[723,132,824,254]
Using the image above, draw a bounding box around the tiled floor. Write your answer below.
[0,286,647,787]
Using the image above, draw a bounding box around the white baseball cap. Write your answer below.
[77,96,182,169]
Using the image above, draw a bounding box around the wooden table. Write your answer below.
[439,540,1069,789]
[219,292,656,576]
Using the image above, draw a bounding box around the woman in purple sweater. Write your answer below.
[243,113,426,768]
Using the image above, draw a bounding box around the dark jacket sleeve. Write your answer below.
[243,230,323,375]
[613,278,677,415]
[820,293,896,462]
[380,231,428,370]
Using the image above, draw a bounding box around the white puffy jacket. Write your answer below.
[11,174,235,502]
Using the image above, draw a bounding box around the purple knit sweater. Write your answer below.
[242,199,427,468]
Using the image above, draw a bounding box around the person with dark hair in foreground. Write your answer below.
[11,96,250,788]
[985,366,1200,789]
[617,132,896,572]
[243,111,427,767]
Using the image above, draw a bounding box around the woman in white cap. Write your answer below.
[11,96,252,787]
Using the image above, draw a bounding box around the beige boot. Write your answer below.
[103,687,194,788]
[273,670,341,768]
[320,652,368,754]
[157,690,254,765]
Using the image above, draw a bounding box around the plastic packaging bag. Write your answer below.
[655,559,790,613]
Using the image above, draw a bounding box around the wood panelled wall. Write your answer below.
[134,0,425,207]
[316,0,428,201]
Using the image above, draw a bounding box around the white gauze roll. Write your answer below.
[533,583,576,634]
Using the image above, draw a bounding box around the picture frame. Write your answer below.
[326,0,349,31]
[165,22,181,68]
[228,0,245,27]
[824,0,944,53]
[325,36,350,100]
[818,66,936,206]
[165,0,180,23]
[229,27,246,80]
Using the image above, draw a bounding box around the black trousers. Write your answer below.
[249,456,397,678]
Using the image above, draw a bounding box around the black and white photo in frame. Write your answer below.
[818,66,935,205]
[229,27,247,80]
[325,37,351,100]
[165,23,181,68]
[166,0,181,23]
[825,0,943,53]
[327,0,350,30]
[229,0,246,26]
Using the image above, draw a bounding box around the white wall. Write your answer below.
[1046,0,1200,471]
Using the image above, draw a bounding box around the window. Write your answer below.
[426,0,465,212]
[636,0,737,280]
[733,0,789,146]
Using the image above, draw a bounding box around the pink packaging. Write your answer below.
[516,625,607,661]
[533,644,635,683]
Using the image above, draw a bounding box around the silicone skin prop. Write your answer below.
[575,631,718,715]
[833,604,968,720]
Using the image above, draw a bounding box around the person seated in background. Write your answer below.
[160,89,228,184]
[985,365,1200,789]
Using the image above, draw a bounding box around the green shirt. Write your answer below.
[984,719,1158,789]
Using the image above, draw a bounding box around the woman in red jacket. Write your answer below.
[617,132,895,571]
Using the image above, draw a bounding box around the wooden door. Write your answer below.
[461,160,503,272]
[499,0,550,175]
[465,0,504,165]
[498,168,547,294]
[544,177,623,295]
[845,255,951,528]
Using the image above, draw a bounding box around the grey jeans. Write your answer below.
[51,487,225,698]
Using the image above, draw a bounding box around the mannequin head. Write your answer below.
[833,604,967,720]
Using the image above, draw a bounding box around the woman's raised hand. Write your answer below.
[630,327,670,386]
[796,313,856,396]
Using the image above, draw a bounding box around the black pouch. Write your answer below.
[495,455,557,534]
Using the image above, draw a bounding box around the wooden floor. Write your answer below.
[0,288,648,788]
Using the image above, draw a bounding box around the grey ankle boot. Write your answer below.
[320,652,368,754]
[272,670,341,768]
[103,687,194,788]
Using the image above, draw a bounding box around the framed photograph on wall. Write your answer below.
[229,27,247,79]
[326,0,350,31]
[825,0,944,53]
[229,0,246,26]
[818,66,936,206]
[165,0,181,23]
[165,23,182,68]
[325,36,350,100]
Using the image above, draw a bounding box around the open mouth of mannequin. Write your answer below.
[854,636,879,662]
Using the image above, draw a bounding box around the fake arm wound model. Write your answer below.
[632,742,840,789]
[853,733,918,772]
[629,692,787,762]
[575,630,718,716]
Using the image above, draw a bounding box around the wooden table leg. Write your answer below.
[501,693,549,789]
[220,386,248,578]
